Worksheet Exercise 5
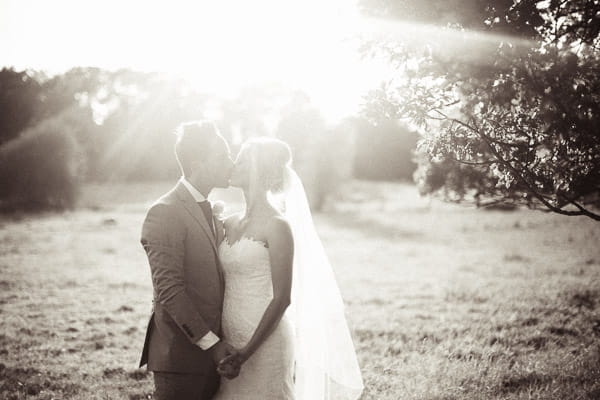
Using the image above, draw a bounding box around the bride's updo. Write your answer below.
[243,137,292,193]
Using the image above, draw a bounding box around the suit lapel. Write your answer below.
[173,182,225,294]
[174,182,218,254]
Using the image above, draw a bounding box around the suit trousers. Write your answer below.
[153,369,220,400]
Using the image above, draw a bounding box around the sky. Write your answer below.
[1,0,394,121]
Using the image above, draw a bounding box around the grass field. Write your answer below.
[1,180,599,399]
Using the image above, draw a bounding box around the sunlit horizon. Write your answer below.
[1,0,535,122]
[1,0,398,122]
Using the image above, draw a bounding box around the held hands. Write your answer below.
[217,347,249,380]
[209,341,244,379]
[209,341,240,379]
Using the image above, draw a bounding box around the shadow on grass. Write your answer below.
[499,372,551,394]
[499,345,600,398]
[321,211,424,241]
[0,364,81,398]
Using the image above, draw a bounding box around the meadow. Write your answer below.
[1,180,599,400]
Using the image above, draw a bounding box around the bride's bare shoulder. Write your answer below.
[265,215,292,241]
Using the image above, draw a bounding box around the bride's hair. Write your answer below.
[242,137,292,193]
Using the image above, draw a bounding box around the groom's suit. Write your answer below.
[140,180,225,397]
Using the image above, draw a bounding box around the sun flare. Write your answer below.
[2,0,530,122]
[2,0,391,121]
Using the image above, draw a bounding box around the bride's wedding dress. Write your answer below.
[215,169,363,400]
[213,237,296,400]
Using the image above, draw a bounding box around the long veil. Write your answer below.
[281,168,364,400]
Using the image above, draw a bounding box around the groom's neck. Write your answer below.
[185,175,212,198]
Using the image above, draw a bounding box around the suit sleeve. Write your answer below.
[141,204,212,345]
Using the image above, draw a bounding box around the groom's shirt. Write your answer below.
[180,177,216,235]
[180,177,221,351]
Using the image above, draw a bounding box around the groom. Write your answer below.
[140,121,238,400]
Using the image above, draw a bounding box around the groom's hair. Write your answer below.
[174,120,222,176]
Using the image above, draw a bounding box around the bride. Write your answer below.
[213,137,363,400]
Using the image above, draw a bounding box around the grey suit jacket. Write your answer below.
[139,181,225,373]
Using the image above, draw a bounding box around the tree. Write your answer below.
[0,68,43,145]
[276,93,330,209]
[0,114,82,211]
[353,117,418,181]
[361,0,600,220]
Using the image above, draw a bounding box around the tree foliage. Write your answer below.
[0,115,82,211]
[0,68,43,145]
[0,67,364,210]
[353,118,418,181]
[361,0,600,220]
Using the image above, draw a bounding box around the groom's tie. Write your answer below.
[198,200,215,237]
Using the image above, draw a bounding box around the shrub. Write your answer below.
[354,119,418,181]
[0,117,82,211]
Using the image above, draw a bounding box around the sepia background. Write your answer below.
[1,0,599,399]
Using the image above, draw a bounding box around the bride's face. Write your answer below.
[229,148,250,189]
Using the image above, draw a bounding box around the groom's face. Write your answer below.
[206,136,234,188]
[187,135,233,189]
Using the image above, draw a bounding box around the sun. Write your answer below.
[3,0,534,123]
[2,0,400,122]
[155,0,388,122]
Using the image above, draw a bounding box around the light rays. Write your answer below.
[3,0,537,123]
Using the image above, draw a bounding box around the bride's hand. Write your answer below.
[217,361,239,379]
[217,348,247,379]
[220,347,248,367]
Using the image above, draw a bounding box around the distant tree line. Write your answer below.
[0,67,417,211]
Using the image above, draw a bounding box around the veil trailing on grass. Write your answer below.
[281,168,364,400]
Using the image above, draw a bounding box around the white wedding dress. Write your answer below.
[214,168,363,400]
[213,237,296,400]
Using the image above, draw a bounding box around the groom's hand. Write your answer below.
[209,341,241,379]
[217,349,246,379]
[217,356,241,379]
[208,341,235,365]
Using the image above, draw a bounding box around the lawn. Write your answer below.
[1,180,599,399]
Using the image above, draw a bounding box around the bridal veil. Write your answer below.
[281,168,364,400]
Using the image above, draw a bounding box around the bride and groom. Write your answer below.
[139,121,363,399]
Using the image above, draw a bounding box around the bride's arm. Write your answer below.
[237,216,294,362]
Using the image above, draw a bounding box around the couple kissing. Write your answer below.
[139,121,363,400]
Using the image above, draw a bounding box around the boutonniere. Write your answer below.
[211,200,226,221]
